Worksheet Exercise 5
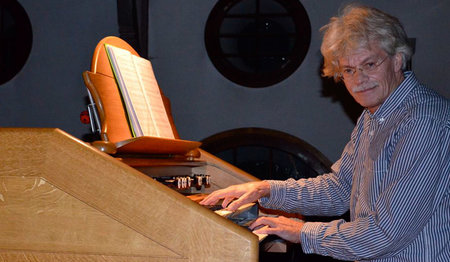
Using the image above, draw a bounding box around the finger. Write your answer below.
[253,226,294,243]
[226,199,245,211]
[226,197,251,211]
[252,225,276,235]
[222,196,236,209]
[226,191,257,211]
[248,216,277,230]
[199,196,215,205]
[199,192,223,205]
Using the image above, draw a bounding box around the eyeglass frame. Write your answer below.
[338,55,390,81]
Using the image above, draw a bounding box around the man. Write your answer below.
[201,4,450,261]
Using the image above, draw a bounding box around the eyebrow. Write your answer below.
[340,55,377,68]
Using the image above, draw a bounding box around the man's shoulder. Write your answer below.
[403,84,450,123]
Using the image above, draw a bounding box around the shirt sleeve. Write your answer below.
[259,174,351,216]
[259,137,357,216]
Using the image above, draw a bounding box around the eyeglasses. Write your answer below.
[338,55,389,80]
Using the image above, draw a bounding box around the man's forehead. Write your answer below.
[339,47,384,66]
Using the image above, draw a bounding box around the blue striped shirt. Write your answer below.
[260,72,450,261]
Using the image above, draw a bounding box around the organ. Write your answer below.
[0,37,263,261]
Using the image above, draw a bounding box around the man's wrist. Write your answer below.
[258,180,271,198]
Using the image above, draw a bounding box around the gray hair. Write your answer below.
[320,4,413,81]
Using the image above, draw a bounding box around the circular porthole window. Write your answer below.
[0,0,33,85]
[205,0,311,88]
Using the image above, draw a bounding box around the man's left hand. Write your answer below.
[249,216,304,243]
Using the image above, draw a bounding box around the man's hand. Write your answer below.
[199,181,270,211]
[250,216,304,244]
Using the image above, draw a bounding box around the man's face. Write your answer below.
[338,44,404,114]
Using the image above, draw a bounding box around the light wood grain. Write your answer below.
[0,250,187,262]
[0,128,258,262]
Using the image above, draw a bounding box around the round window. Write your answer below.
[205,0,311,88]
[0,0,33,85]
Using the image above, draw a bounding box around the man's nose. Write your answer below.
[354,69,369,84]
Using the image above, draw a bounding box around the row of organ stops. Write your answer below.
[154,174,211,190]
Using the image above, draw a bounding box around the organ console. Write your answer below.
[0,37,264,261]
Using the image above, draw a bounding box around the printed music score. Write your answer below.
[105,44,175,139]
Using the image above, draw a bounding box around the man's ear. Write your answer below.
[394,53,403,72]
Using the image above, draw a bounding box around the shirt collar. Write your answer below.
[366,71,418,123]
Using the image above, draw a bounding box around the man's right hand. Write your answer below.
[199,181,271,211]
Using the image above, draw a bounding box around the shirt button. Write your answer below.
[379,117,385,122]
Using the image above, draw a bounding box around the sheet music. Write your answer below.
[105,44,175,139]
[106,45,143,136]
[132,56,174,139]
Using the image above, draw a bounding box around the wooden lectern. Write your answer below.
[0,37,260,261]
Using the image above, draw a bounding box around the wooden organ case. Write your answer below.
[0,37,260,261]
